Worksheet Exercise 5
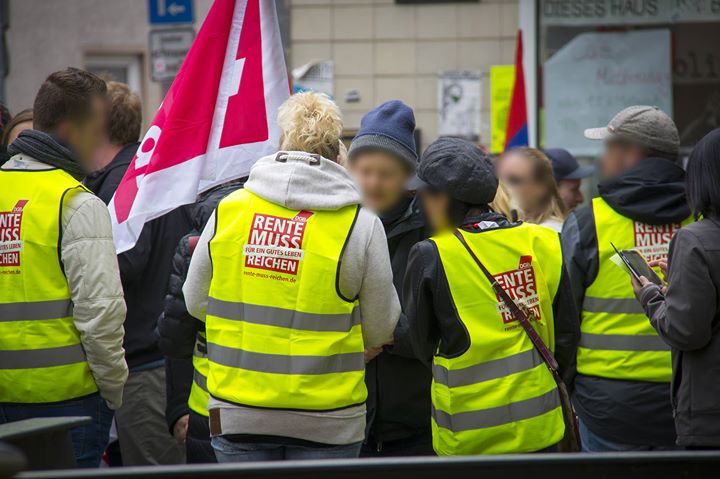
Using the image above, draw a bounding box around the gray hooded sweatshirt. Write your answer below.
[184,151,400,445]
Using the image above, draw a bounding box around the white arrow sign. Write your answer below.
[168,2,186,16]
[157,0,187,17]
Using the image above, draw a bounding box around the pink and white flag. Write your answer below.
[110,0,289,253]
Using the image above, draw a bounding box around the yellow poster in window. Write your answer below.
[490,65,515,154]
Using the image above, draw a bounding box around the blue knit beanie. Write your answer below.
[348,100,417,171]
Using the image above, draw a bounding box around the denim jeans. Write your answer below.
[579,420,678,452]
[0,393,113,467]
[211,436,362,462]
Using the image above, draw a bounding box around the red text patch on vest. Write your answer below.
[493,255,540,324]
[633,222,681,262]
[243,211,313,275]
[0,200,28,267]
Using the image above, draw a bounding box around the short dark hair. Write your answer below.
[686,128,720,219]
[33,67,107,133]
[106,81,142,146]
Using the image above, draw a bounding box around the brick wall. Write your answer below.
[289,0,518,150]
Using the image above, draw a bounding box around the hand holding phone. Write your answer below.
[611,243,664,286]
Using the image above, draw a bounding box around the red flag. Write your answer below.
[110,0,289,253]
[505,30,528,149]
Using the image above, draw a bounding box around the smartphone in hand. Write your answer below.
[611,243,664,286]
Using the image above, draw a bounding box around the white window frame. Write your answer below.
[85,54,143,95]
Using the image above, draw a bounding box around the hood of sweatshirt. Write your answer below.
[244,151,361,211]
[598,157,690,225]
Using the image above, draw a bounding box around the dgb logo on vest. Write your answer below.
[0,200,28,268]
[494,255,541,325]
[243,211,313,275]
[634,222,681,261]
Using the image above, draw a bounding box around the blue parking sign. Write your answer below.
[148,0,194,25]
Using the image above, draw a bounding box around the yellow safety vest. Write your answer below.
[0,167,98,403]
[188,331,209,416]
[577,197,693,382]
[431,224,565,455]
[206,189,366,411]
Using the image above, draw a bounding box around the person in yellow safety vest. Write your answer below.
[397,137,580,455]
[562,106,693,451]
[157,179,247,464]
[0,68,128,468]
[183,92,401,462]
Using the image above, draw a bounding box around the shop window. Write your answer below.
[537,0,720,157]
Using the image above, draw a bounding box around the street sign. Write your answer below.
[149,28,195,81]
[148,0,193,25]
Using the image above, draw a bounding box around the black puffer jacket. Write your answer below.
[157,233,199,360]
[158,180,245,430]
[158,180,246,358]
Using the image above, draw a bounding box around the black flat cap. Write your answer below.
[408,137,498,204]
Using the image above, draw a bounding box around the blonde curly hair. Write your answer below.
[277,92,343,161]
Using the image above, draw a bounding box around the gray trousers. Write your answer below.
[114,366,186,466]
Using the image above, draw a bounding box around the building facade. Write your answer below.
[4,0,214,130]
[287,0,518,150]
[6,1,716,158]
[4,0,519,151]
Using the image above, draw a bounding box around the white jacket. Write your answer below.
[2,155,128,409]
[184,151,400,445]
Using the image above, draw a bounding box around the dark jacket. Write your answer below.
[639,219,720,447]
[165,357,194,433]
[400,212,579,396]
[119,211,193,369]
[561,157,691,446]
[157,180,246,430]
[84,142,194,369]
[364,197,433,449]
[84,142,139,204]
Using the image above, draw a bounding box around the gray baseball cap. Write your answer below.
[584,105,679,155]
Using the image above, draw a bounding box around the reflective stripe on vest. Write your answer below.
[205,189,365,411]
[207,298,361,332]
[0,299,73,321]
[577,197,692,382]
[208,343,364,375]
[0,168,98,403]
[432,388,561,432]
[188,334,210,417]
[579,332,670,352]
[432,348,545,389]
[193,368,207,392]
[0,343,87,369]
[430,225,565,455]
